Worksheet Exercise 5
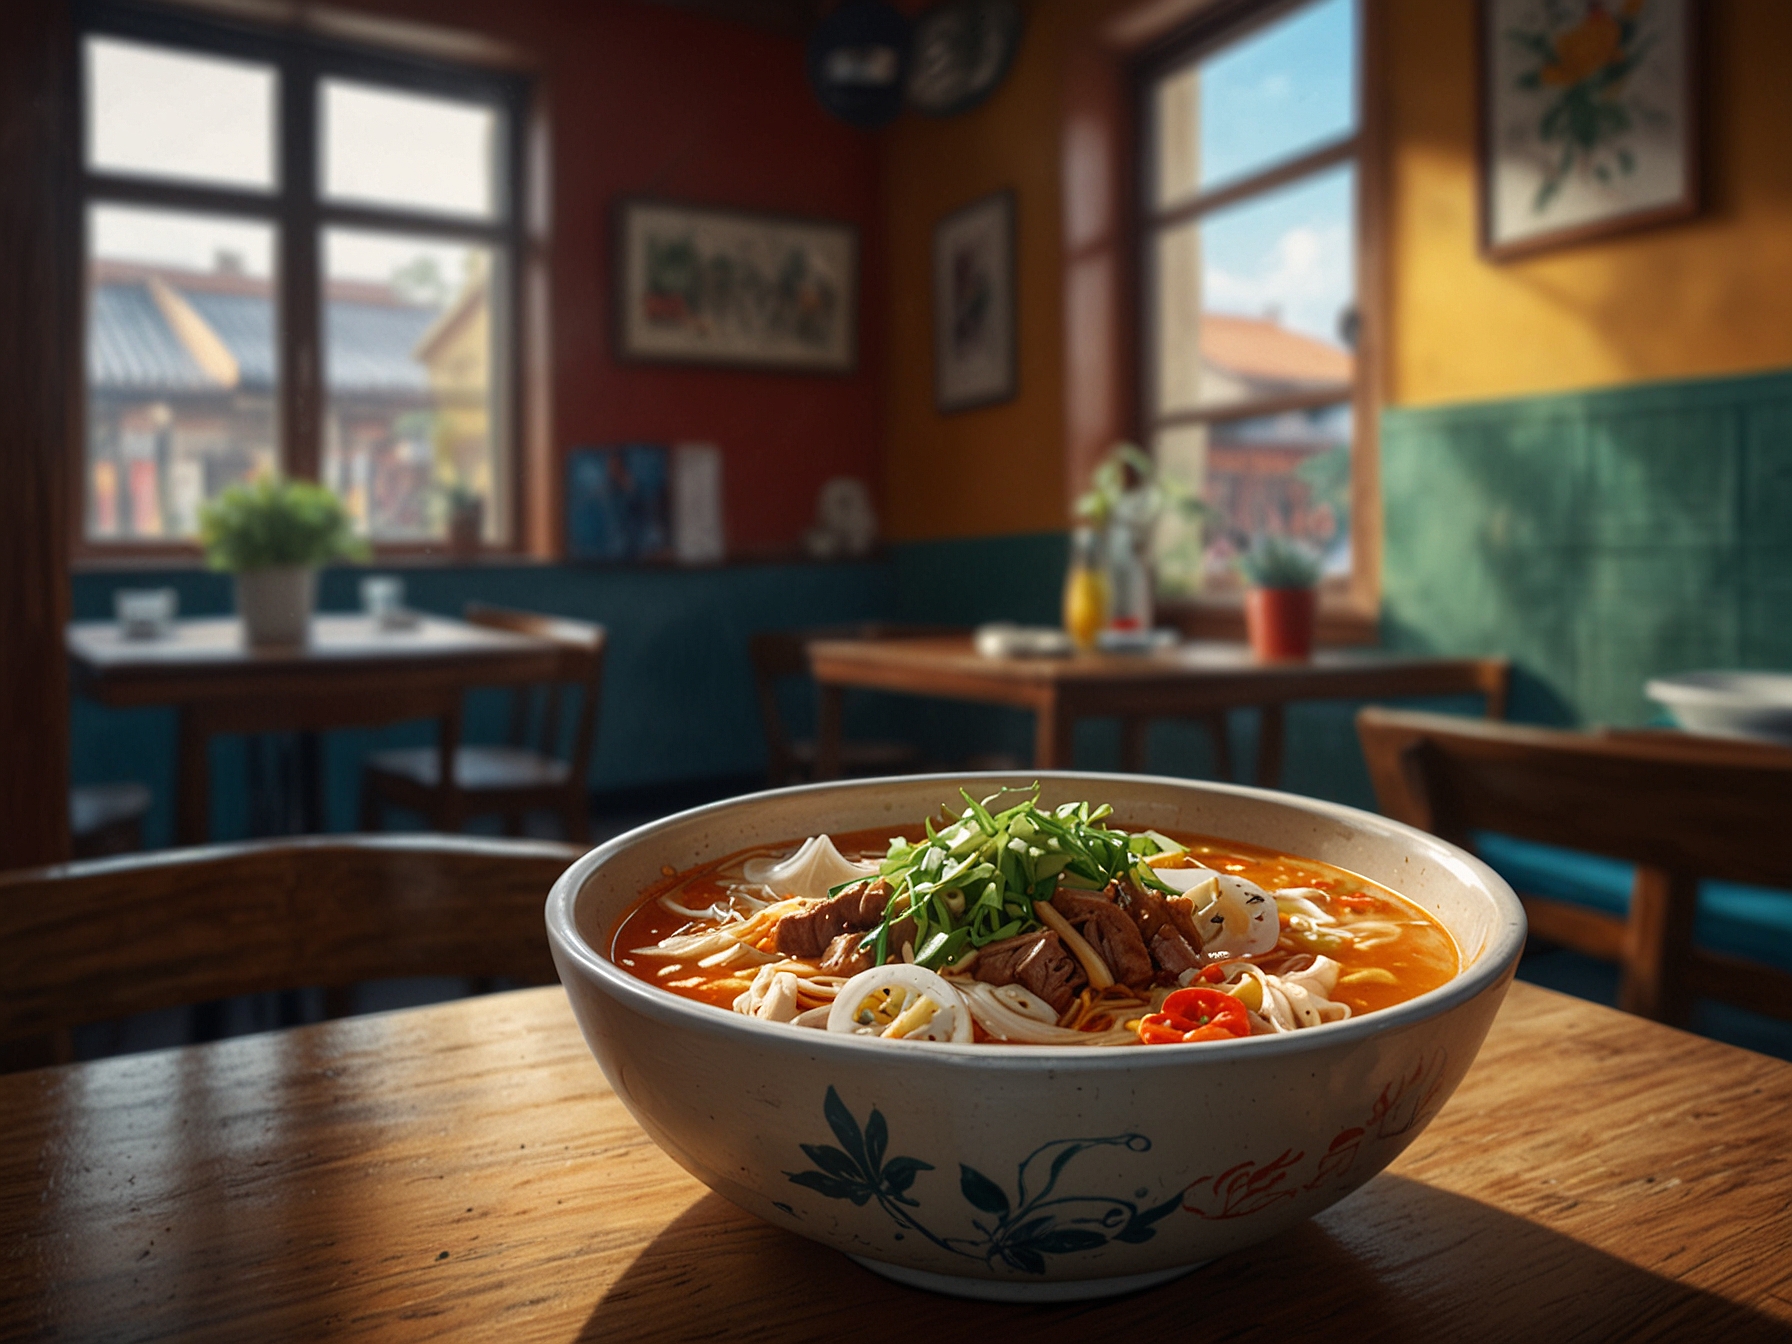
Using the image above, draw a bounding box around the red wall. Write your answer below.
[335,0,884,555]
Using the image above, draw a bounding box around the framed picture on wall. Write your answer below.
[614,200,858,372]
[932,190,1016,413]
[1480,0,1698,260]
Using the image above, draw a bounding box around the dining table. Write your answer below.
[67,614,562,844]
[806,635,1512,785]
[4,981,1787,1342]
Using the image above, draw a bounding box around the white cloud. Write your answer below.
[1204,220,1351,344]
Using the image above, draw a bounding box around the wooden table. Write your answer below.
[68,615,561,844]
[2,982,1787,1341]
[808,636,1510,783]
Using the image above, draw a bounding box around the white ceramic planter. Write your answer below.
[546,772,1525,1302]
[235,565,317,647]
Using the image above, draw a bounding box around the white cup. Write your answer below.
[115,587,176,640]
[359,575,406,627]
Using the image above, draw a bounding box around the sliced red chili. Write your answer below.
[1136,985,1251,1045]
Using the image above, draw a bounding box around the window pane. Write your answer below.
[86,37,276,191]
[1153,405,1353,595]
[322,229,503,542]
[86,205,279,540]
[322,80,499,219]
[1153,164,1355,417]
[1154,0,1355,207]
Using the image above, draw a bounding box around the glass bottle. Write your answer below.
[1105,520,1153,633]
[1062,527,1109,651]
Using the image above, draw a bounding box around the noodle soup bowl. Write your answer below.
[546,772,1524,1302]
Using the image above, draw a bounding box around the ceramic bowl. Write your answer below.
[545,772,1524,1302]
[1646,671,1792,744]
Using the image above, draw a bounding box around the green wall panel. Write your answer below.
[1383,366,1792,728]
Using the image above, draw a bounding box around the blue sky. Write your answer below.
[1182,0,1358,346]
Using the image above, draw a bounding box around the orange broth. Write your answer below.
[610,824,1460,1024]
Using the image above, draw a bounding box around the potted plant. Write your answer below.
[199,478,367,647]
[1239,534,1322,662]
[443,482,485,557]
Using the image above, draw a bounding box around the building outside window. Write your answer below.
[1139,0,1362,598]
[79,8,525,549]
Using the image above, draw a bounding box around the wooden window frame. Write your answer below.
[1129,0,1383,643]
[72,0,532,564]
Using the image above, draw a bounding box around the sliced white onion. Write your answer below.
[742,835,880,903]
[633,927,742,959]
[955,979,1136,1046]
[1154,866,1219,899]
[826,963,973,1043]
[1224,957,1349,1032]
[1274,888,1337,924]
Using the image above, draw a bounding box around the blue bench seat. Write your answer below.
[1474,833,1792,975]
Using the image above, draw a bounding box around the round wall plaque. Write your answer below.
[906,0,1023,118]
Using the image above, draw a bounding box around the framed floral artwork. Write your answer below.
[932,190,1017,413]
[1479,0,1698,260]
[614,200,857,372]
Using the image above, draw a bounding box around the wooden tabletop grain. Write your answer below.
[806,636,1511,781]
[806,635,1510,694]
[3,982,1788,1343]
[67,615,561,704]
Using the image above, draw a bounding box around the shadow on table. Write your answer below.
[580,1176,1789,1342]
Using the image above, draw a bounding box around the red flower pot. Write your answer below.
[1245,586,1316,662]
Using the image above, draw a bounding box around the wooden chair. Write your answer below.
[0,834,578,1072]
[1356,706,1792,1026]
[750,623,958,787]
[361,604,607,842]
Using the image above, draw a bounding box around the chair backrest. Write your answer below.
[465,602,608,777]
[0,835,579,1066]
[1356,707,1792,890]
[747,623,963,783]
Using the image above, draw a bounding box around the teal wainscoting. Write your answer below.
[1381,366,1792,727]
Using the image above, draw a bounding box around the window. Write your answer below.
[79,10,525,549]
[1140,0,1363,600]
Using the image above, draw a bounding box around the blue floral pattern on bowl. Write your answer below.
[785,1086,1182,1275]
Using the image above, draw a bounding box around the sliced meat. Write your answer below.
[1112,877,1206,978]
[972,930,1087,1013]
[819,931,875,977]
[1049,888,1155,989]
[774,879,893,959]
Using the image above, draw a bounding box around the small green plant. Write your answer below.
[440,479,483,511]
[198,478,368,572]
[1238,534,1321,590]
[1073,442,1206,533]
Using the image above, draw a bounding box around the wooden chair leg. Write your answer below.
[434,712,463,835]
[1619,866,1699,1024]
[1256,706,1287,788]
[1201,712,1234,780]
[561,790,590,845]
[1119,717,1150,773]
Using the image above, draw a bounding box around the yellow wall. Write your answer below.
[879,1,1073,542]
[880,0,1792,537]
[1388,0,1792,406]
